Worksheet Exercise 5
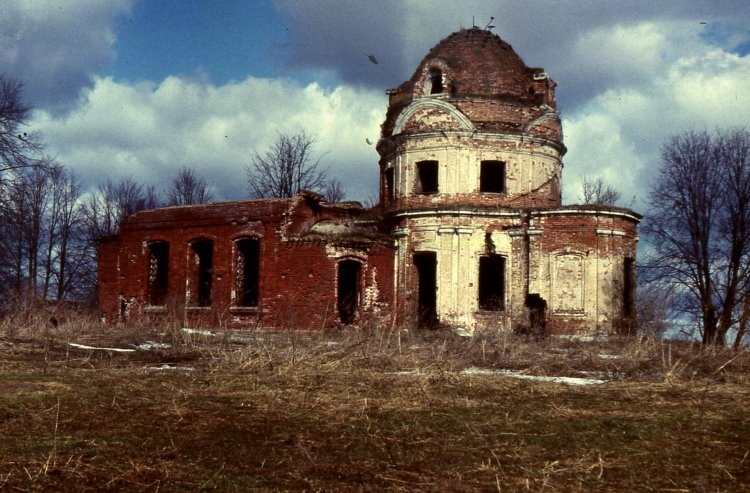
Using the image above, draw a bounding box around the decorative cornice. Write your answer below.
[392,98,475,135]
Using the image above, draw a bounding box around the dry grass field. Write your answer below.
[1,312,749,492]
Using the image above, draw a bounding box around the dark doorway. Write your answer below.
[236,238,260,307]
[190,240,213,307]
[413,252,437,327]
[337,260,361,324]
[524,293,548,340]
[147,241,169,306]
[478,254,505,310]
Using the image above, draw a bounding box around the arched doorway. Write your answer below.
[337,260,361,324]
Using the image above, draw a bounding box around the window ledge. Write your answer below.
[552,310,586,317]
[230,306,260,313]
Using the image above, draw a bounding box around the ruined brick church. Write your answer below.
[99,29,640,334]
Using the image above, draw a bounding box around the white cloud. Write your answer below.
[32,76,385,202]
[563,43,750,208]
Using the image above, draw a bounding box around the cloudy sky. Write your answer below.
[2,0,749,207]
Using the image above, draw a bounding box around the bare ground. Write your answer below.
[1,314,749,492]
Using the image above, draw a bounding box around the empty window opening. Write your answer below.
[147,241,169,306]
[189,239,213,307]
[478,254,505,310]
[416,160,438,194]
[480,160,506,193]
[427,68,443,94]
[623,257,635,319]
[385,167,395,202]
[236,238,260,307]
[413,252,438,327]
[337,260,361,324]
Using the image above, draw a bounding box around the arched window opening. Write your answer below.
[428,68,443,94]
[147,241,169,306]
[188,239,213,307]
[235,238,260,307]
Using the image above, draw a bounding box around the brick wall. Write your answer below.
[99,196,394,329]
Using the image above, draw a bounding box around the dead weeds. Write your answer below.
[1,316,749,491]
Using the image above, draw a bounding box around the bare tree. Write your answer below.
[166,166,213,206]
[643,128,750,346]
[246,131,328,198]
[82,177,160,241]
[636,280,676,338]
[44,167,87,301]
[0,76,41,176]
[323,178,346,203]
[580,175,621,205]
[0,161,90,305]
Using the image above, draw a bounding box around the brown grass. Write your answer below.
[1,314,749,491]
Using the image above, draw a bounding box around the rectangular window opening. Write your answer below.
[147,242,169,306]
[416,160,438,194]
[189,240,213,307]
[236,238,260,307]
[478,254,505,311]
[480,160,506,194]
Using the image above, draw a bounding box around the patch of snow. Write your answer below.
[453,328,473,338]
[134,341,171,350]
[147,364,194,371]
[578,370,625,380]
[69,343,135,353]
[461,368,606,386]
[385,370,424,376]
[181,327,215,336]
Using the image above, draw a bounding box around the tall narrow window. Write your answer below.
[480,160,506,193]
[416,160,438,194]
[623,257,635,319]
[188,239,213,307]
[147,241,169,306]
[478,254,505,310]
[235,238,260,307]
[385,167,395,202]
